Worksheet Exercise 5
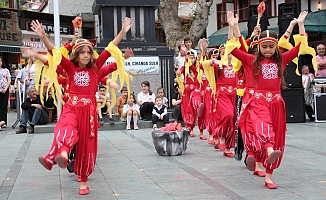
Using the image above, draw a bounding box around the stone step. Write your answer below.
[34,110,178,133]
[33,119,183,133]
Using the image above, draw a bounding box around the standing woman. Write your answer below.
[137,81,155,120]
[25,56,37,88]
[0,56,11,128]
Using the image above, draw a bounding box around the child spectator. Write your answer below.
[137,81,155,120]
[152,96,169,128]
[122,93,140,130]
[116,86,128,121]
[157,87,168,107]
[96,85,114,125]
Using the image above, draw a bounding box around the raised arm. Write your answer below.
[31,20,54,51]
[97,17,132,68]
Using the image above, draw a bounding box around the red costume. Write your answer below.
[231,44,300,173]
[42,48,115,182]
[179,65,201,130]
[215,64,237,149]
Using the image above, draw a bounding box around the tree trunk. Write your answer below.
[188,0,213,47]
[157,0,186,54]
[158,0,213,53]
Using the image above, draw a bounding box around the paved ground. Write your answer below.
[0,111,326,200]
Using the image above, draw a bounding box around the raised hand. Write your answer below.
[203,38,209,50]
[21,46,38,57]
[227,11,235,26]
[122,17,132,33]
[30,20,46,38]
[295,11,308,24]
[71,32,79,46]
[123,48,134,59]
[109,81,120,90]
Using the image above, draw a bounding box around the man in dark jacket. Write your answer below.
[16,86,48,134]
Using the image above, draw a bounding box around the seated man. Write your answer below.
[96,85,114,125]
[16,86,49,134]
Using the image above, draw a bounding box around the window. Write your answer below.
[155,23,166,45]
[238,0,249,21]
[216,3,223,30]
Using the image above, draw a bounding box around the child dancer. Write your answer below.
[227,11,308,189]
[176,51,201,137]
[210,44,237,158]
[122,93,140,130]
[152,96,169,128]
[27,18,131,195]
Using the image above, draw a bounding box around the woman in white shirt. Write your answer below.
[137,81,155,120]
[25,56,37,88]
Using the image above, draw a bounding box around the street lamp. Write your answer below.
[318,1,322,11]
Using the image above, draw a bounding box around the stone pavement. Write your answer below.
[0,111,326,200]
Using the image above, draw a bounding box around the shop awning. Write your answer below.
[0,44,21,53]
[208,18,279,47]
[305,9,326,33]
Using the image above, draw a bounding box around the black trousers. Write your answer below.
[140,102,155,119]
[0,89,9,125]
[172,104,182,121]
[152,114,169,124]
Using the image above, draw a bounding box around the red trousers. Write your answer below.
[215,88,236,149]
[198,87,214,135]
[44,95,98,182]
[181,86,201,130]
[238,89,286,173]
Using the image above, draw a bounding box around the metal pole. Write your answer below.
[53,0,62,120]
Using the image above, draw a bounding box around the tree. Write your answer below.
[0,0,9,8]
[157,0,213,52]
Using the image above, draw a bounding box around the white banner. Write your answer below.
[105,56,160,76]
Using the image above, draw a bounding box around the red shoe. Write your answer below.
[77,176,82,182]
[79,187,89,195]
[38,156,52,170]
[199,135,207,140]
[245,155,255,171]
[218,143,226,151]
[265,182,278,189]
[266,150,281,164]
[253,170,266,177]
[208,139,214,145]
[190,133,196,137]
[55,154,68,168]
[223,152,235,158]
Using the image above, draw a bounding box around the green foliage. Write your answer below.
[0,0,9,8]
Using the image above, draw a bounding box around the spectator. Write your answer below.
[171,83,182,124]
[96,85,114,125]
[16,64,27,100]
[116,86,128,121]
[43,90,57,119]
[0,56,11,128]
[137,81,155,120]
[152,96,169,129]
[316,44,326,77]
[25,56,37,88]
[0,120,5,130]
[175,44,187,70]
[122,93,140,130]
[157,87,168,107]
[16,86,49,134]
[302,65,315,121]
[183,37,198,58]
